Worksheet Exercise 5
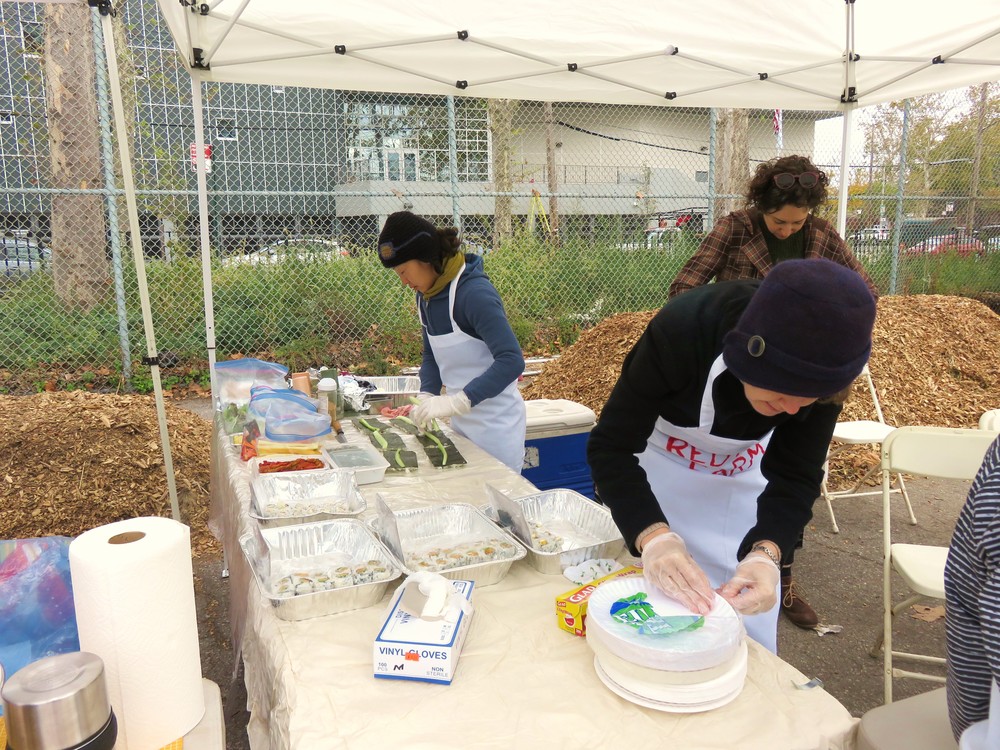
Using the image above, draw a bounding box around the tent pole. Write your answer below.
[836,103,854,237]
[96,4,181,522]
[191,74,219,393]
[836,0,856,237]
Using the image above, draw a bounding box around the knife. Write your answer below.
[332,419,347,443]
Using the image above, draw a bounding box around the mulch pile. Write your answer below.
[522,295,1000,488]
[0,391,217,555]
[1,295,996,547]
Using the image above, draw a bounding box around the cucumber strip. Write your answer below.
[373,431,388,449]
[393,449,404,468]
[440,444,448,466]
[359,418,375,431]
[396,415,416,426]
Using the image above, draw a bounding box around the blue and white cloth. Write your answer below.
[945,434,1000,741]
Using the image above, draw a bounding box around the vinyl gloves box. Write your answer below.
[374,579,475,685]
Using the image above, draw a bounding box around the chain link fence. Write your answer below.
[1,1,998,393]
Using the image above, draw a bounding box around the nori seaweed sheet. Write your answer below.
[381,449,420,471]
[353,417,392,432]
[416,430,455,449]
[367,430,406,451]
[422,443,467,468]
[390,417,422,435]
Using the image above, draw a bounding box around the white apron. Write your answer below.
[637,354,780,652]
[419,262,526,472]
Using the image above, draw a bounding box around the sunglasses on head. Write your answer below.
[773,171,820,190]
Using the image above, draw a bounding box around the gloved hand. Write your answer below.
[718,550,781,615]
[411,391,472,428]
[640,531,715,615]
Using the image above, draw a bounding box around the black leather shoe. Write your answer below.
[781,575,819,629]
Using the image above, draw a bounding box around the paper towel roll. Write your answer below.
[69,517,204,750]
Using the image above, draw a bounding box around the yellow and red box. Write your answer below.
[555,565,643,636]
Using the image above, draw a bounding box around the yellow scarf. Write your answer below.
[422,253,464,299]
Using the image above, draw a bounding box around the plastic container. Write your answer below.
[317,377,339,419]
[522,399,596,498]
[322,443,390,485]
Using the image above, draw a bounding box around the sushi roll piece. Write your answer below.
[352,564,372,584]
[331,570,353,589]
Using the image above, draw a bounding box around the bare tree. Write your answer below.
[712,109,750,219]
[44,3,109,311]
[489,99,518,249]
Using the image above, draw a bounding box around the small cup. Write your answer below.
[291,372,312,397]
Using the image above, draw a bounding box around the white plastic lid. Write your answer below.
[524,399,596,430]
[318,377,337,390]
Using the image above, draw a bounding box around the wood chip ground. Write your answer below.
[522,295,1000,488]
[1,295,997,546]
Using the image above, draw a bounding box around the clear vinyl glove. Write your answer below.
[718,550,781,615]
[411,391,472,428]
[640,531,715,615]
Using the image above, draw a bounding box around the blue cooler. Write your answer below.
[521,399,596,498]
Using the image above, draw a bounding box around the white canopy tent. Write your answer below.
[79,0,1000,519]
[155,0,1000,232]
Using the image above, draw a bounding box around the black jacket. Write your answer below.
[586,280,840,561]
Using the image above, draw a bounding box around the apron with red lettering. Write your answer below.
[637,353,780,652]
[420,262,526,472]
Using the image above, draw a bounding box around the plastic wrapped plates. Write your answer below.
[585,577,747,713]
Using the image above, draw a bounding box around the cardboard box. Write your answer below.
[555,565,643,636]
[374,579,475,684]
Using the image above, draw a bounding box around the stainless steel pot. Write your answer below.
[1,652,117,750]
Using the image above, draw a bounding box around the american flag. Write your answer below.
[773,109,783,151]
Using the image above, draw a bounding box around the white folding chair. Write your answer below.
[875,426,997,704]
[980,409,1000,431]
[857,687,958,750]
[820,365,915,533]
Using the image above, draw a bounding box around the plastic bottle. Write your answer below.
[317,377,339,420]
[318,367,344,415]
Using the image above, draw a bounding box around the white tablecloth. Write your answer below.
[210,419,858,750]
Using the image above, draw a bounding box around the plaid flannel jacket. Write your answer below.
[668,209,878,299]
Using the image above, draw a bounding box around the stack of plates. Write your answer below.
[585,577,747,713]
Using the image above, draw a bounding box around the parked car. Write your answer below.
[220,238,347,266]
[1,237,51,277]
[974,225,1000,252]
[903,234,985,258]
[850,226,890,242]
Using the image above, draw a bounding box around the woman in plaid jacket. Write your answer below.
[667,155,878,631]
[669,156,877,299]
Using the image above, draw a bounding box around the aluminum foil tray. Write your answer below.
[371,503,526,587]
[249,468,367,528]
[496,489,624,575]
[240,519,402,621]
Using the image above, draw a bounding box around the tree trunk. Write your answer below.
[965,82,989,232]
[45,3,109,312]
[544,101,559,241]
[713,109,751,220]
[489,99,517,249]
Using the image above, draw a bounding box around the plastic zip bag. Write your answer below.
[214,358,290,409]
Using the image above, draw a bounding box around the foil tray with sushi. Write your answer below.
[370,503,526,587]
[239,518,402,621]
[486,487,625,575]
[250,468,367,528]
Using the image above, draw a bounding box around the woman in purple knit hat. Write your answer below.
[588,258,876,652]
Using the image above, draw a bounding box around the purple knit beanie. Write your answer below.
[723,258,876,398]
[377,211,439,268]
